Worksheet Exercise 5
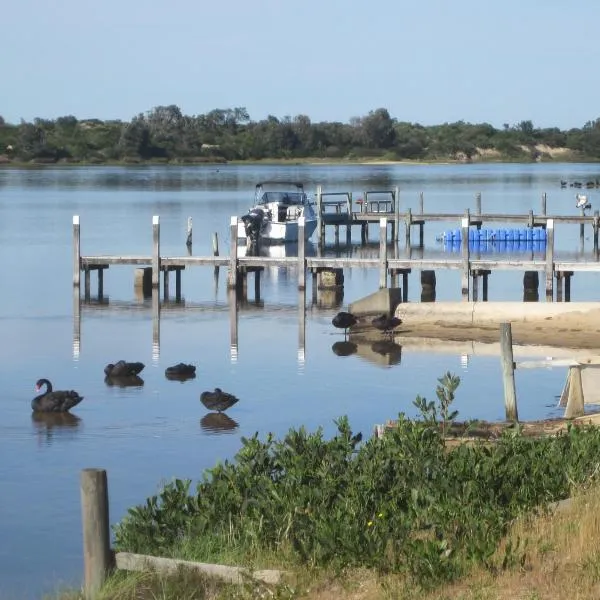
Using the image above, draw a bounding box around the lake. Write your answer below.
[1,161,599,599]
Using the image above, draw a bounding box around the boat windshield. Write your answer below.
[257,191,305,206]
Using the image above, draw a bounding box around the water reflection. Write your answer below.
[164,372,197,383]
[200,412,239,434]
[31,412,81,445]
[371,340,403,365]
[331,341,358,357]
[104,375,145,388]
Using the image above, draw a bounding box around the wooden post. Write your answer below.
[461,216,470,300]
[84,268,91,300]
[393,185,400,242]
[564,366,585,419]
[565,272,572,302]
[541,192,547,216]
[482,271,489,301]
[545,219,554,301]
[152,216,160,288]
[594,210,599,252]
[298,288,306,366]
[472,272,479,301]
[475,192,481,215]
[212,232,219,256]
[228,216,238,288]
[499,323,518,422]
[98,268,104,299]
[298,216,306,290]
[316,185,323,245]
[405,208,412,247]
[80,468,112,599]
[73,215,81,286]
[175,268,182,301]
[186,216,192,248]
[163,268,169,300]
[419,191,424,214]
[379,217,388,288]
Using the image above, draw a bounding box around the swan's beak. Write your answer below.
[34,385,40,392]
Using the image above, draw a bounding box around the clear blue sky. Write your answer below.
[3,0,598,129]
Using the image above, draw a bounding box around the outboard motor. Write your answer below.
[241,208,266,256]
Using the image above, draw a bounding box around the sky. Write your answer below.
[3,0,599,129]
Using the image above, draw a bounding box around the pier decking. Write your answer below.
[72,187,600,307]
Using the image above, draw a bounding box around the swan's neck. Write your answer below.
[40,380,52,393]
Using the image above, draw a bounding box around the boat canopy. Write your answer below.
[255,181,307,206]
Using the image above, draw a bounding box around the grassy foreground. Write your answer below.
[52,487,600,599]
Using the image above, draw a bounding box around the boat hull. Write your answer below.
[237,217,318,244]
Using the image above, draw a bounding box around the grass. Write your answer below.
[52,484,600,600]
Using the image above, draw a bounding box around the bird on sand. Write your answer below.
[104,360,145,377]
[200,388,239,413]
[371,314,402,336]
[32,378,84,413]
[332,311,358,335]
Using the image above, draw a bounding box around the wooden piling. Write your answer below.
[545,219,554,301]
[594,211,599,252]
[393,185,400,242]
[316,185,324,244]
[564,366,585,419]
[298,288,306,365]
[228,288,238,362]
[419,191,424,214]
[212,232,219,256]
[152,216,160,288]
[379,218,388,288]
[73,215,81,286]
[80,468,112,600]
[499,322,518,422]
[461,216,470,300]
[298,216,306,289]
[475,192,481,215]
[228,217,238,288]
[73,286,81,360]
[541,192,547,216]
[152,287,160,361]
[405,208,412,247]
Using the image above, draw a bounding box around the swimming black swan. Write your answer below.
[165,363,196,380]
[332,311,358,335]
[32,379,84,413]
[200,388,239,413]
[371,314,402,335]
[104,360,145,377]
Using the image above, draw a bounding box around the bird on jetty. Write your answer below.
[165,363,196,381]
[104,360,145,377]
[32,379,84,413]
[371,314,403,336]
[200,388,239,413]
[332,311,358,336]
[576,194,590,209]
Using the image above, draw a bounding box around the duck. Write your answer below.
[32,378,84,413]
[371,314,403,335]
[200,388,239,413]
[332,311,358,335]
[104,360,145,377]
[165,363,196,380]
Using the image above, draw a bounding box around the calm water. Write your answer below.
[1,162,599,598]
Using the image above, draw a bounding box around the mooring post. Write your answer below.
[475,192,481,215]
[419,191,424,214]
[73,215,81,286]
[461,216,470,300]
[228,288,238,363]
[298,288,306,366]
[394,185,400,242]
[405,208,412,247]
[545,219,554,301]
[175,269,182,301]
[228,216,238,288]
[472,271,479,301]
[379,217,388,288]
[152,216,160,288]
[316,185,323,245]
[73,286,81,360]
[80,468,112,600]
[298,216,306,290]
[163,268,169,300]
[499,323,518,422]
[541,192,547,216]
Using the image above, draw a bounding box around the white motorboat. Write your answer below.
[237,181,318,244]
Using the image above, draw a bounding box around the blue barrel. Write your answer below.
[518,229,526,241]
[453,228,461,241]
[532,228,540,241]
[533,241,543,253]
[468,228,475,241]
[539,228,547,241]
[506,229,514,241]
[526,228,533,241]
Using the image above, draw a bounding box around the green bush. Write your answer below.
[114,373,600,585]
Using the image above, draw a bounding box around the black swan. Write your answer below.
[200,412,239,434]
[371,314,402,335]
[200,388,239,413]
[165,363,196,381]
[32,379,84,413]
[332,311,358,335]
[104,360,145,377]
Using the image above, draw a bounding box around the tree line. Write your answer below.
[1,105,600,163]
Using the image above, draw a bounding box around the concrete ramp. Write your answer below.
[349,287,403,316]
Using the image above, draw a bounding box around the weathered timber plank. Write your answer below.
[114,552,285,585]
[81,256,152,266]
[161,257,229,267]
